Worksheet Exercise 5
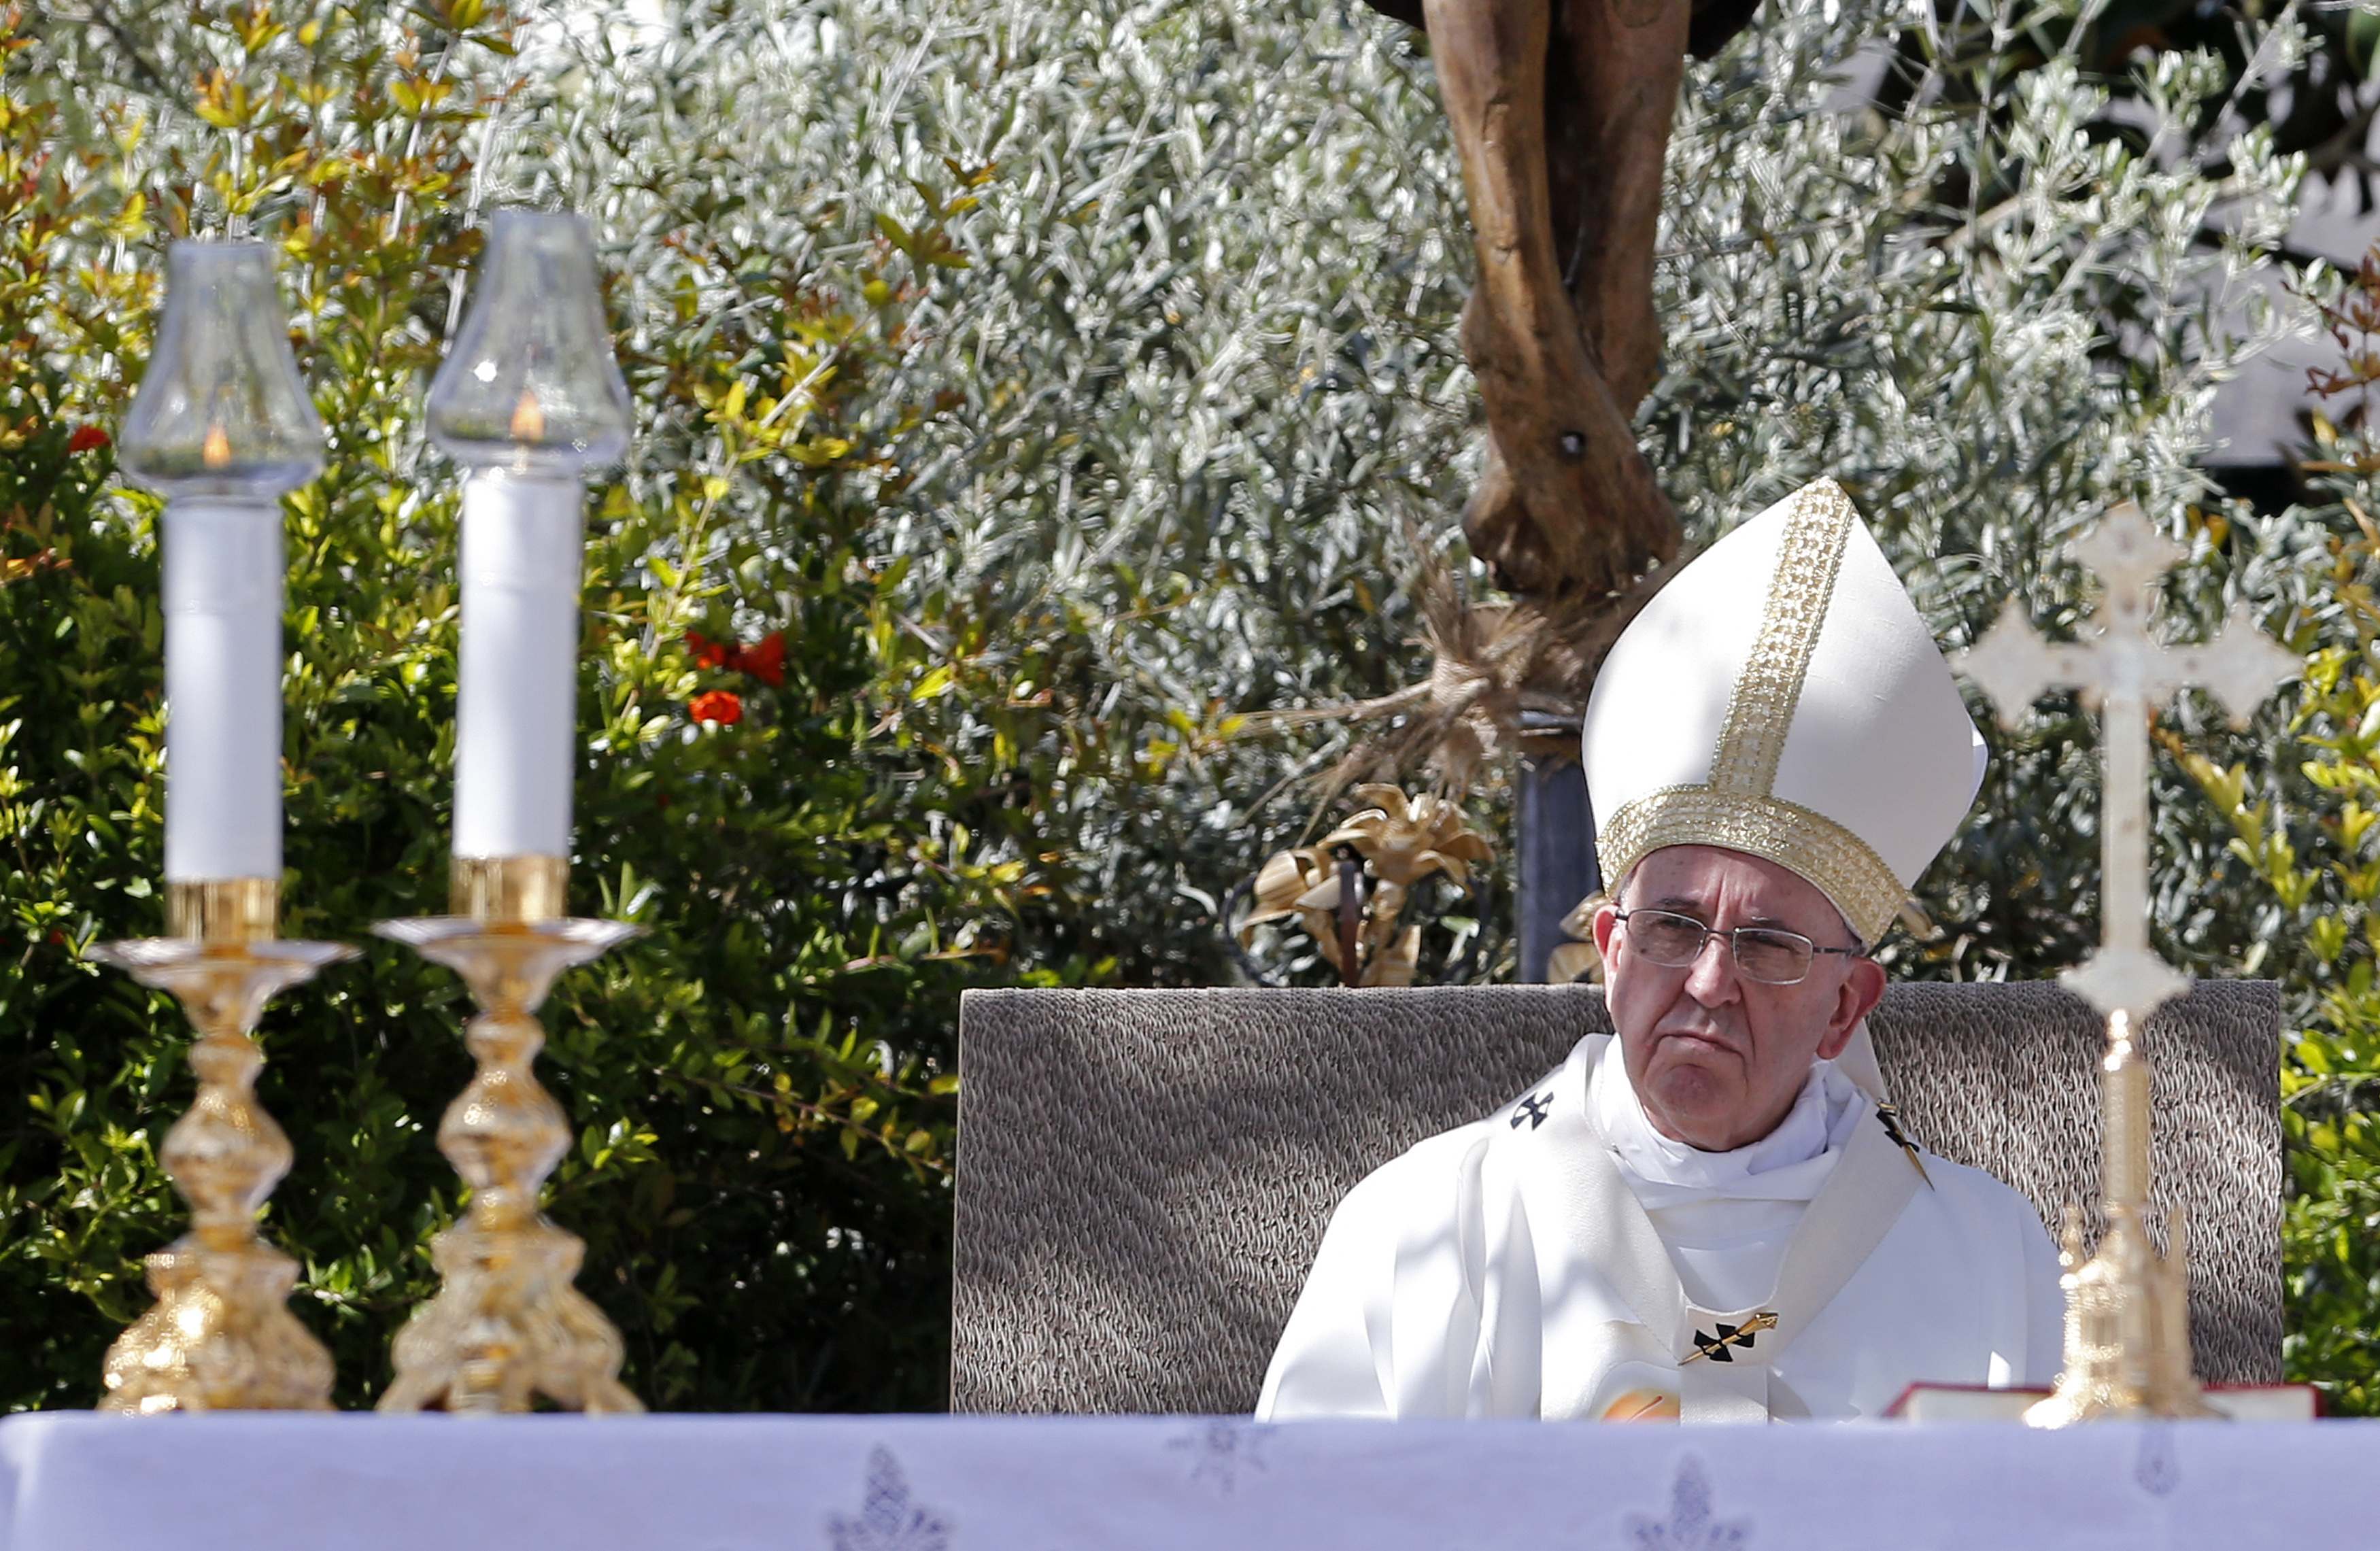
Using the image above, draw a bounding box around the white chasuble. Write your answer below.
[1256,1034,2064,1422]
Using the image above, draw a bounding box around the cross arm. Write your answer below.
[2142,613,2300,730]
[1954,597,2096,728]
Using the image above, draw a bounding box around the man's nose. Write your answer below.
[1682,930,1743,1005]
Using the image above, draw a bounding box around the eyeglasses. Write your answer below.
[1612,908,1863,986]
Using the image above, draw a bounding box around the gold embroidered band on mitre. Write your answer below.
[1599,787,1903,944]
[1599,479,1905,944]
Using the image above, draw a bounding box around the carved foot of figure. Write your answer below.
[1412,0,1683,598]
[1458,296,1676,598]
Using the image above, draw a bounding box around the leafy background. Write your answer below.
[5,0,2375,1411]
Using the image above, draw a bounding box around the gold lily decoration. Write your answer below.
[1548,891,1608,985]
[1236,786,1493,987]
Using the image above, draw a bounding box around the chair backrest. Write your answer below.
[949,981,2281,1414]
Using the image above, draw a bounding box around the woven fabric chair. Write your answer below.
[949,981,2281,1414]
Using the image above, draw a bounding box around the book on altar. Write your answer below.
[1886,1383,2321,1422]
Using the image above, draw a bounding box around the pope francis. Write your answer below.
[1257,477,2065,1423]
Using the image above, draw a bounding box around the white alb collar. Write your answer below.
[1589,1034,1863,1206]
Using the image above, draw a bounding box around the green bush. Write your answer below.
[0,1,988,1411]
[2166,256,2380,1415]
[2179,594,2380,1415]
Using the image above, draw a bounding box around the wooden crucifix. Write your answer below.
[1361,0,1761,597]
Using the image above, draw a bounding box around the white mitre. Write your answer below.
[1582,477,1987,949]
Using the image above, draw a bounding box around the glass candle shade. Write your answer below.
[118,241,324,500]
[426,211,632,476]
[118,240,321,887]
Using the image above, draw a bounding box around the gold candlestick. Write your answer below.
[373,855,644,1414]
[88,879,354,1414]
[2022,1009,2218,1426]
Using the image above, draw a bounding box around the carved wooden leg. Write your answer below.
[1552,0,1688,414]
[1423,0,1678,598]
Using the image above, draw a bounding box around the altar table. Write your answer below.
[0,1412,2365,1550]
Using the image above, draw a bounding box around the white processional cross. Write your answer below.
[1954,503,2298,1017]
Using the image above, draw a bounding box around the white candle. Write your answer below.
[163,498,284,882]
[452,469,583,860]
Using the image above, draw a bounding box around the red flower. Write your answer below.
[689,689,744,726]
[732,631,786,687]
[688,628,786,687]
[66,426,109,455]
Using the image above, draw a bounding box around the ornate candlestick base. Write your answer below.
[372,902,644,1414]
[2025,1009,2220,1427]
[88,883,354,1414]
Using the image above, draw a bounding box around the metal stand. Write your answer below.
[1516,739,1599,983]
[89,930,354,1412]
[373,909,644,1414]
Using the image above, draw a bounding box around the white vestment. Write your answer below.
[1257,1032,2064,1422]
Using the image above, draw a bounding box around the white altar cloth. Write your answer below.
[0,1412,2365,1550]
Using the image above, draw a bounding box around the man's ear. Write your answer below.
[1816,955,1886,1061]
[1592,900,1621,958]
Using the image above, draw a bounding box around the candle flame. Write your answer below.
[509,389,546,442]
[201,423,233,470]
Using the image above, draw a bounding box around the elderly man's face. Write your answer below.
[1591,845,1885,1152]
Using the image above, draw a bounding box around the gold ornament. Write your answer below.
[1241,787,1491,987]
[1953,501,2296,1425]
[1546,889,1608,984]
[1682,1309,1778,1365]
[1599,1387,1681,1422]
[2022,1011,2217,1425]
[1240,845,1344,966]
[88,879,354,1414]
[448,852,569,922]
[373,857,644,1414]
[1871,1103,1935,1189]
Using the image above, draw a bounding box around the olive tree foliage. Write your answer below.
[515,0,2315,983]
[1650,0,2322,980]
[496,0,1488,985]
[2162,257,2380,1414]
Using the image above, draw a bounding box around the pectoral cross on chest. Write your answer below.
[1684,1310,1778,1364]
